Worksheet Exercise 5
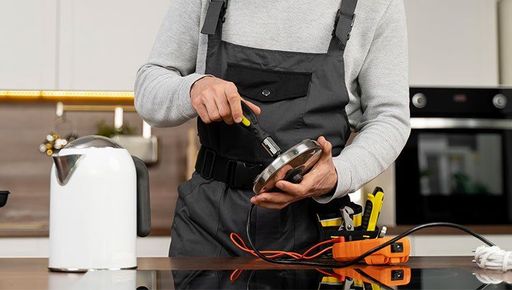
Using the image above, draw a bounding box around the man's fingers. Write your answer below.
[250,192,295,209]
[224,83,243,123]
[318,136,332,153]
[275,180,301,195]
[242,99,261,115]
[317,136,332,159]
[275,178,315,197]
[213,89,234,124]
[253,202,287,210]
[190,77,262,125]
[195,103,212,124]
[251,192,292,204]
[202,91,222,122]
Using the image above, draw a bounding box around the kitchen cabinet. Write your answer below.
[0,0,57,89]
[57,0,170,90]
[0,0,170,90]
[405,0,499,86]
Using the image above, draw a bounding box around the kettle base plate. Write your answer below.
[48,265,137,273]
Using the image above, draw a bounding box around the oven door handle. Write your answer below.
[411,118,512,130]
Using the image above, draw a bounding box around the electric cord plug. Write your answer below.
[474,246,512,272]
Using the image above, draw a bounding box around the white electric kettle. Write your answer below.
[49,135,151,272]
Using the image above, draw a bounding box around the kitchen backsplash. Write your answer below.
[0,103,193,236]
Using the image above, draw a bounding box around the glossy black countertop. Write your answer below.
[1,257,511,290]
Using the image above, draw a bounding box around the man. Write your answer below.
[135,0,410,257]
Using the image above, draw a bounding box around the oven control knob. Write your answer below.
[492,94,507,109]
[412,93,427,108]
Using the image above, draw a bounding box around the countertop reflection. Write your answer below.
[1,257,511,290]
[71,266,512,290]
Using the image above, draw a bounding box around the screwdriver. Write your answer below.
[239,102,282,158]
[361,187,385,232]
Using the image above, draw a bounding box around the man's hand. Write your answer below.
[250,136,338,209]
[190,76,261,124]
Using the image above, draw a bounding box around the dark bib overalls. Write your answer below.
[170,0,358,257]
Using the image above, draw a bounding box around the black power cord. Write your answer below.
[245,204,495,268]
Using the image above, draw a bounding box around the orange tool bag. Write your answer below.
[332,236,411,264]
[316,187,410,265]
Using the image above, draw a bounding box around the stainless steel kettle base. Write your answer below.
[253,139,322,194]
[48,265,137,273]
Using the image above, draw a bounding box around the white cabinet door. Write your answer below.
[499,0,512,85]
[58,0,170,90]
[405,0,499,86]
[0,0,57,89]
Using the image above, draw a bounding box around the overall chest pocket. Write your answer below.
[225,63,312,103]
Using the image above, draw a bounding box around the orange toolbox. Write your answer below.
[332,265,412,287]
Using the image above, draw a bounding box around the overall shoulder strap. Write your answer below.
[201,0,228,35]
[334,0,358,48]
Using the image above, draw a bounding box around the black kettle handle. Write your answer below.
[132,156,151,237]
[0,191,10,208]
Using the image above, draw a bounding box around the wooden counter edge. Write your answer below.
[0,256,479,271]
[1,225,510,238]
[0,227,171,237]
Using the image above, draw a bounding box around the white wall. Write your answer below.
[499,0,512,85]
[405,0,500,86]
[58,0,169,90]
[0,0,170,91]
[0,0,57,89]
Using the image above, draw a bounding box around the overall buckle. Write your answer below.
[333,9,356,38]
[226,159,238,187]
[201,0,229,35]
[221,0,228,23]
[201,149,216,179]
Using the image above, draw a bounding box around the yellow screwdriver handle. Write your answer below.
[241,116,251,127]
[367,190,384,231]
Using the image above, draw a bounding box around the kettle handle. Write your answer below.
[132,156,151,237]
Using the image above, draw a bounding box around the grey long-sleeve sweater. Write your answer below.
[134,0,411,202]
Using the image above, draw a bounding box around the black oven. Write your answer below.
[396,87,512,224]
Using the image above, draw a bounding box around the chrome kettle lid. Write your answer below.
[64,135,122,150]
[53,136,123,186]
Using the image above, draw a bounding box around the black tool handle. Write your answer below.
[238,102,282,157]
[239,102,270,142]
[361,200,373,230]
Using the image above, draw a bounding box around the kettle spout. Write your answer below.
[52,154,83,185]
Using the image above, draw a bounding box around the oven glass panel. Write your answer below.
[418,133,503,196]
